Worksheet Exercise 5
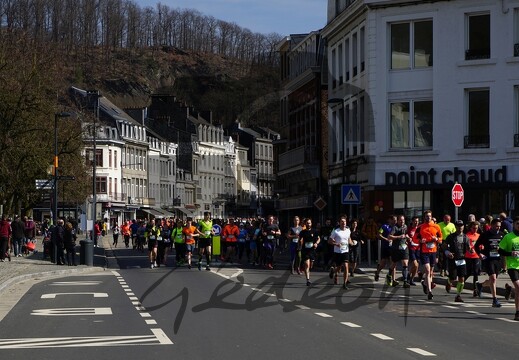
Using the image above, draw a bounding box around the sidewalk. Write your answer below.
[0,236,108,294]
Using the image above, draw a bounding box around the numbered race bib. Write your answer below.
[340,241,348,252]
[150,235,156,240]
[267,235,275,240]
[399,243,408,251]
[305,242,314,249]
[426,242,435,249]
[455,259,466,266]
[238,237,246,243]
[157,236,163,241]
[292,238,299,243]
[205,231,211,236]
[489,250,499,257]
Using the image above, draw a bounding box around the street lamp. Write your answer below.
[87,90,101,246]
[54,111,71,264]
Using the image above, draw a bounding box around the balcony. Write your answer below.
[92,192,127,203]
[279,145,318,172]
[514,43,519,57]
[258,172,276,181]
[464,135,489,149]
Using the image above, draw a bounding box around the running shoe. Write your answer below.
[455,295,463,303]
[473,289,478,298]
[385,274,392,286]
[374,272,379,281]
[198,262,202,271]
[409,281,417,286]
[403,282,410,289]
[492,298,502,308]
[391,280,399,287]
[306,280,311,287]
[188,264,191,269]
[515,311,519,321]
[427,292,434,300]
[505,283,512,301]
[445,282,452,293]
[342,283,348,290]
[334,276,338,285]
[206,265,211,271]
[329,267,335,279]
[421,280,427,295]
[431,282,436,289]
[476,282,483,298]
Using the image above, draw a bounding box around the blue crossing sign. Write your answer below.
[341,184,361,205]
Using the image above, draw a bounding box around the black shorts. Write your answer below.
[448,260,467,279]
[484,258,502,276]
[508,268,519,282]
[349,246,360,263]
[391,248,409,262]
[148,240,157,251]
[226,242,237,248]
[465,258,481,277]
[420,252,436,265]
[334,252,349,264]
[199,237,212,248]
[409,248,421,262]
[381,247,391,259]
[302,248,316,261]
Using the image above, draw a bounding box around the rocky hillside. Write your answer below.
[65,46,280,128]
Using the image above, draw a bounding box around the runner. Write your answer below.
[287,216,302,274]
[261,215,281,269]
[388,215,410,288]
[183,218,198,269]
[146,219,160,269]
[374,215,396,282]
[121,221,131,248]
[414,210,442,300]
[172,219,185,266]
[329,216,352,289]
[475,218,505,307]
[197,212,214,271]
[444,220,470,302]
[222,217,239,263]
[498,216,519,321]
[299,218,320,286]
[407,216,421,285]
[465,221,482,297]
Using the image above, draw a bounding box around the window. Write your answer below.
[109,150,112,168]
[96,177,107,194]
[390,100,433,149]
[466,13,490,60]
[85,149,103,167]
[352,32,358,77]
[514,9,519,56]
[465,89,489,148]
[360,27,366,72]
[515,86,519,146]
[394,190,431,219]
[391,20,433,69]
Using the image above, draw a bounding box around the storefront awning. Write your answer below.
[140,208,163,216]
[175,207,195,216]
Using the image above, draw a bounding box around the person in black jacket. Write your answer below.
[64,221,77,266]
[443,220,471,302]
[10,215,25,257]
[53,219,66,265]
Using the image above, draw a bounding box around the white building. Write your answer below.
[323,0,519,220]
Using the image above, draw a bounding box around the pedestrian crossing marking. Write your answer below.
[0,329,173,348]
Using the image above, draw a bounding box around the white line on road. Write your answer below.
[370,333,393,340]
[50,281,101,286]
[466,310,486,316]
[140,313,151,318]
[407,348,436,356]
[315,312,333,318]
[279,298,293,302]
[151,329,173,345]
[295,305,310,310]
[145,320,157,325]
[340,322,361,328]
[497,317,518,323]
[442,305,457,309]
[41,292,108,299]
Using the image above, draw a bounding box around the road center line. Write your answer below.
[340,322,361,328]
[407,347,436,356]
[370,333,393,340]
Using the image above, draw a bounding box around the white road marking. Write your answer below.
[296,305,310,310]
[124,289,132,292]
[315,312,333,318]
[407,348,436,356]
[31,308,112,316]
[497,317,518,323]
[340,322,361,328]
[466,310,486,316]
[0,330,172,348]
[442,305,457,309]
[50,281,101,286]
[151,329,173,345]
[279,298,293,302]
[370,333,393,340]
[41,293,108,299]
[140,313,151,318]
[132,301,141,306]
[145,320,157,325]
[243,284,251,287]
[129,296,139,301]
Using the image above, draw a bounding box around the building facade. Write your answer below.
[323,0,519,222]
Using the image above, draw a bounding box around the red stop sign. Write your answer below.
[452,183,464,207]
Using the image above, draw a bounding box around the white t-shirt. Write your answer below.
[330,227,351,254]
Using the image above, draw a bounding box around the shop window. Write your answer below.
[390,100,433,149]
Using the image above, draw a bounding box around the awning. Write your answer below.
[158,209,176,218]
[174,207,195,216]
[140,208,163,216]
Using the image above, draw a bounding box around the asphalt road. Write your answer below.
[0,246,517,359]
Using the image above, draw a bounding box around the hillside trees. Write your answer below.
[0,0,283,67]
[0,34,90,216]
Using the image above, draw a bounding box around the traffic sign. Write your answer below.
[212,224,222,236]
[58,175,76,181]
[35,179,52,190]
[314,197,327,211]
[341,184,361,205]
[452,183,464,207]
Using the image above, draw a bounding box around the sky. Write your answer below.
[137,0,328,35]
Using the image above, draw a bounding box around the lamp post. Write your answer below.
[87,90,100,246]
[53,111,71,263]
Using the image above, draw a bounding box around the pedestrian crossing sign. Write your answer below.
[341,184,361,204]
